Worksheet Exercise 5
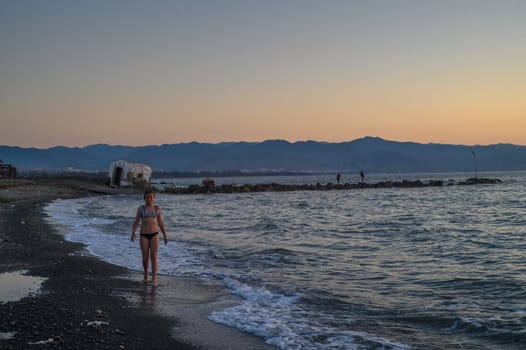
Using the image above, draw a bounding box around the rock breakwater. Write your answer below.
[157,177,501,195]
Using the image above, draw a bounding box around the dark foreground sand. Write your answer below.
[0,179,272,349]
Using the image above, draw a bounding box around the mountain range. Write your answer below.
[1,137,526,173]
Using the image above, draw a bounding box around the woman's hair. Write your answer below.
[144,189,155,199]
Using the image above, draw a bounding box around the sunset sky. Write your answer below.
[1,0,525,148]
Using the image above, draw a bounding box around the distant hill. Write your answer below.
[1,137,526,173]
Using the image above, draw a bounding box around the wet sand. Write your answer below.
[0,179,272,349]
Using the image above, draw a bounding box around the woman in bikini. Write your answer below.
[131,190,168,286]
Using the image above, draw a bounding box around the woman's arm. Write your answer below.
[157,208,168,244]
[131,207,141,242]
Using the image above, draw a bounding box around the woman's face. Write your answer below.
[144,192,155,204]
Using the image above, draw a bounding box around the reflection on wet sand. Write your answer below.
[0,270,46,304]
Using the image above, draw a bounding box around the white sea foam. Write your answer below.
[210,278,410,350]
[85,320,109,327]
[27,338,55,345]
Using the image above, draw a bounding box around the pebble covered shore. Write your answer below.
[0,179,193,350]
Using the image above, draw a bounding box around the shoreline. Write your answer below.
[0,179,272,349]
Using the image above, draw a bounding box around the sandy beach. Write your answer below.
[0,178,272,349]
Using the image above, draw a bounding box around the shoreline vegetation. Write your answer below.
[18,170,307,179]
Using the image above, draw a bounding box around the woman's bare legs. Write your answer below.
[140,236,151,283]
[150,235,160,286]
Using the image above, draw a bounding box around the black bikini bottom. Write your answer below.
[140,232,159,241]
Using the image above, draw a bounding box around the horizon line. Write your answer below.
[2,136,525,149]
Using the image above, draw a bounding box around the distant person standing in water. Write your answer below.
[131,190,168,287]
[360,171,365,184]
[336,173,341,184]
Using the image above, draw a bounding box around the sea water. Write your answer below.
[45,172,526,349]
